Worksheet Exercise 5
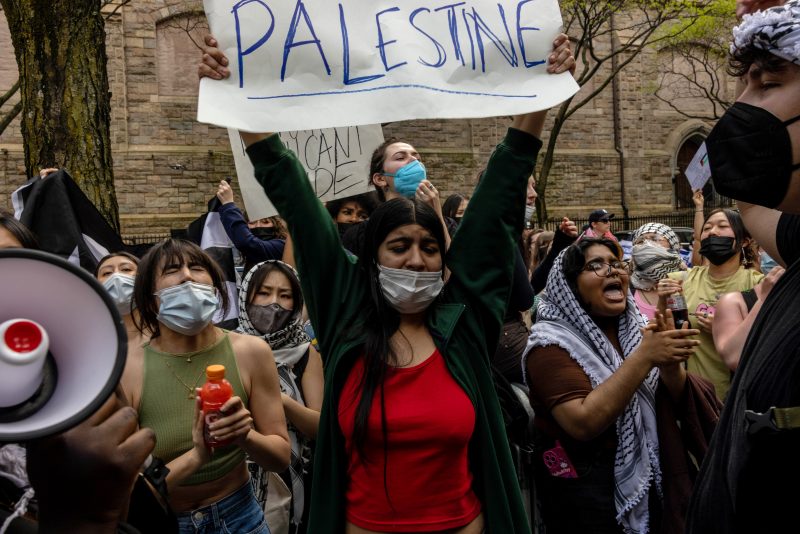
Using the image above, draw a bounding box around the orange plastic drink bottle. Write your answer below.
[200,364,234,448]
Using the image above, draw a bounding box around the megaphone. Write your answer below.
[0,248,126,442]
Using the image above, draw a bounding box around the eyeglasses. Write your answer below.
[633,235,669,246]
[598,218,610,223]
[582,260,630,278]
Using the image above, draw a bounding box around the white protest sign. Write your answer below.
[685,142,712,191]
[199,0,579,132]
[227,125,384,220]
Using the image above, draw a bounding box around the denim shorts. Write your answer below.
[177,480,270,534]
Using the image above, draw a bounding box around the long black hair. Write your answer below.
[442,193,467,219]
[0,212,39,249]
[350,197,446,477]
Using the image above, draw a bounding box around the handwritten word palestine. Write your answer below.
[232,0,546,89]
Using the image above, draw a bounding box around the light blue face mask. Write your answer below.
[760,250,779,275]
[155,281,219,336]
[102,273,136,316]
[384,160,427,198]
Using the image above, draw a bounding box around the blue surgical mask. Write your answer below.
[384,160,426,198]
[102,273,136,316]
[760,250,779,275]
[155,281,219,335]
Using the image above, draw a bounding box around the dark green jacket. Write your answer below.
[247,127,541,533]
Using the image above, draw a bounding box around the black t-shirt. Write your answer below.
[686,212,800,533]
[777,211,800,266]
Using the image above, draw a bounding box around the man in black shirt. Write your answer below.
[687,2,800,531]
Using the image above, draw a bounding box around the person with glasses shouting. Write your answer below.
[523,237,720,534]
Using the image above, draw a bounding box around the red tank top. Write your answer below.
[338,349,481,532]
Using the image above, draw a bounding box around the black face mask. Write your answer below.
[706,102,800,209]
[337,222,355,239]
[699,236,737,266]
[247,303,293,335]
[251,227,278,241]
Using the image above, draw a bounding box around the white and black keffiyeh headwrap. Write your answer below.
[632,223,680,252]
[733,0,800,65]
[237,260,310,350]
[630,242,683,291]
[239,260,311,526]
[523,249,661,534]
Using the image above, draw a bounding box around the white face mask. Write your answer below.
[377,265,444,314]
[102,273,136,316]
[155,281,219,335]
[524,204,536,224]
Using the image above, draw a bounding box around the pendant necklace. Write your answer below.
[163,359,206,399]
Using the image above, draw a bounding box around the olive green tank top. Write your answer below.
[138,333,248,485]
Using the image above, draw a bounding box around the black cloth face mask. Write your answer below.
[699,236,737,266]
[337,222,355,239]
[246,302,293,335]
[706,102,800,209]
[251,227,278,240]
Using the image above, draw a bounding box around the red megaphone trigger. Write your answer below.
[4,320,43,354]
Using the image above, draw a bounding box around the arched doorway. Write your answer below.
[674,134,733,209]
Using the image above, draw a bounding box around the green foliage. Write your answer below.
[658,0,737,53]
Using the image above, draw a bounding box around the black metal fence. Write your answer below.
[121,232,172,246]
[540,209,699,234]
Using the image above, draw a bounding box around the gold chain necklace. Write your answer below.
[162,359,206,399]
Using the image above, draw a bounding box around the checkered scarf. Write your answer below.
[631,242,683,291]
[524,248,661,534]
[733,0,800,64]
[632,223,680,252]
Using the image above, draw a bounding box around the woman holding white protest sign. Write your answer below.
[200,29,574,534]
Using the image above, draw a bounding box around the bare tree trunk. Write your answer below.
[1,0,120,232]
[535,98,570,224]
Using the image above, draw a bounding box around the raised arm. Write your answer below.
[691,189,705,267]
[446,34,574,330]
[737,201,785,265]
[714,266,785,370]
[240,132,362,359]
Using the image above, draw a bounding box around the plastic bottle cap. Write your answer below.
[4,321,43,354]
[206,364,226,380]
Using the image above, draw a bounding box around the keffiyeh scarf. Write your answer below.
[733,0,800,65]
[631,242,683,291]
[237,260,310,526]
[237,260,310,350]
[632,223,680,252]
[524,249,661,534]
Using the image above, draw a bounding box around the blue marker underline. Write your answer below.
[247,83,538,100]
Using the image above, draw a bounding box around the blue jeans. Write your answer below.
[177,480,270,534]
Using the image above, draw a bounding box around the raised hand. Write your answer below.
[216,179,235,205]
[559,216,578,238]
[198,35,230,80]
[206,395,254,447]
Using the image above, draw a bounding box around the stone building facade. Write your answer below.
[0,1,735,238]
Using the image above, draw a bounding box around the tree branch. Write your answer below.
[0,78,20,107]
[0,99,22,136]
